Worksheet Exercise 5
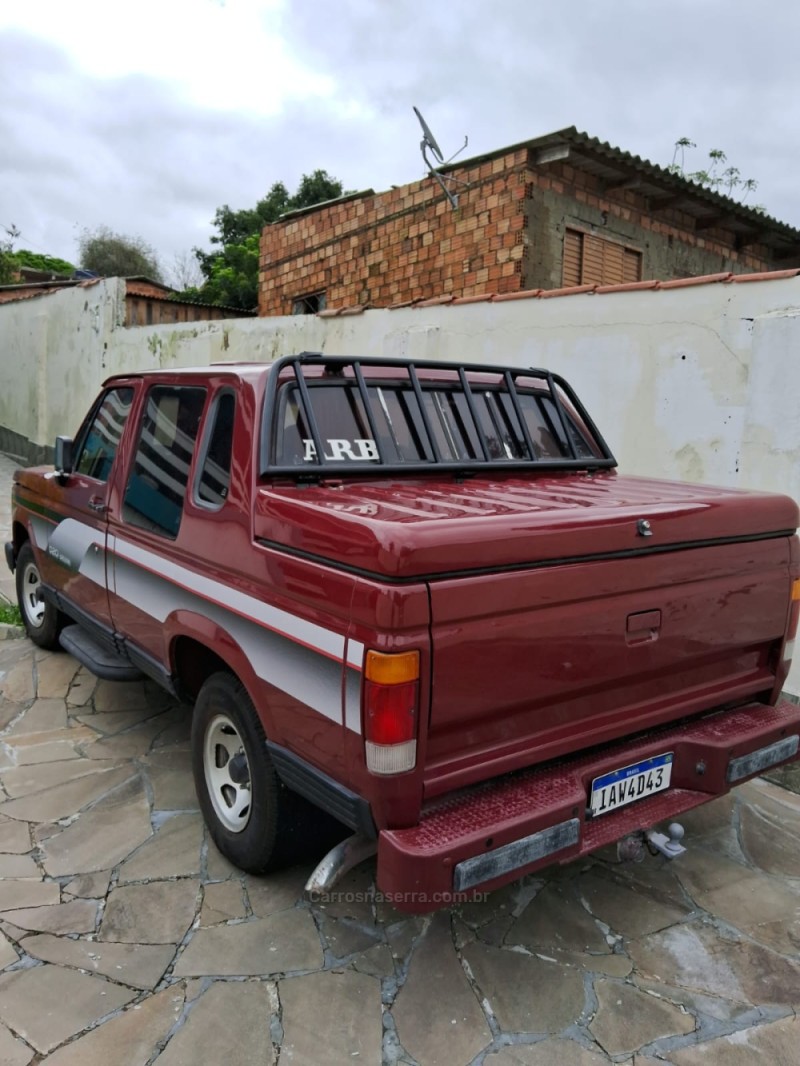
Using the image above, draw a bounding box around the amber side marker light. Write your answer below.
[363,650,420,775]
[784,579,800,663]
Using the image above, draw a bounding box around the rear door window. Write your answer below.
[122,385,207,538]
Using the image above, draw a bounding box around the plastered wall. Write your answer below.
[1,273,798,690]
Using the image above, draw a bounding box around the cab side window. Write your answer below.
[74,388,134,482]
[122,385,207,538]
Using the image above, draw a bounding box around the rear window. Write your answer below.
[275,380,596,467]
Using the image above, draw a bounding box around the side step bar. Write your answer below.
[59,625,143,682]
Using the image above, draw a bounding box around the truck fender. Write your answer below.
[164,610,268,726]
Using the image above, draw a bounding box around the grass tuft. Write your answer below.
[0,601,22,626]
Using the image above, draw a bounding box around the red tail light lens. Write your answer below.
[364,680,417,744]
[363,650,419,775]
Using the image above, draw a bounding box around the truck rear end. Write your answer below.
[258,354,800,910]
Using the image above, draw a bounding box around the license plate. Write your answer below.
[589,752,673,817]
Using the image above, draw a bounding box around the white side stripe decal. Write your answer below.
[109,534,361,728]
[346,639,365,671]
[111,536,347,662]
[111,551,347,727]
[37,517,362,731]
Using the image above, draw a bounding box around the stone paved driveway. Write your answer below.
[1,642,799,1066]
[1,452,800,1065]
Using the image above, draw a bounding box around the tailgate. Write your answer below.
[425,536,794,795]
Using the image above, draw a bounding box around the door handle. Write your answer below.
[626,609,661,646]
[88,497,108,514]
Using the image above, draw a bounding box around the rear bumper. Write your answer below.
[377,699,800,912]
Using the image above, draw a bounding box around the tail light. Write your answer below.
[363,650,419,775]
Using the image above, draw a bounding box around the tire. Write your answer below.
[191,672,292,874]
[15,542,64,650]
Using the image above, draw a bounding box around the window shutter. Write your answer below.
[563,229,642,286]
[563,230,582,287]
[623,248,642,283]
[581,235,605,285]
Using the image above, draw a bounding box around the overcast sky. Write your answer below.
[2,0,799,284]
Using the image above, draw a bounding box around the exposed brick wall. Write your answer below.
[259,148,777,316]
[259,150,530,316]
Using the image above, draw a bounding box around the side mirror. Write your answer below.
[54,436,74,479]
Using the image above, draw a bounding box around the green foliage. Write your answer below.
[193,233,262,309]
[78,225,164,282]
[668,138,764,210]
[11,249,75,276]
[189,170,345,311]
[0,602,22,627]
[0,226,75,283]
[0,224,21,284]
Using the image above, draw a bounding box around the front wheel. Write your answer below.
[191,672,290,873]
[15,542,64,649]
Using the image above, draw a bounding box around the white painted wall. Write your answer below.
[0,279,127,449]
[2,275,799,691]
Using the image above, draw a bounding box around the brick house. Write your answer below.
[258,126,800,316]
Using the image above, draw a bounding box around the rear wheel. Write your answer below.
[15,542,64,649]
[191,672,291,873]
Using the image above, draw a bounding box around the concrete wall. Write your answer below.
[3,273,799,496]
[0,279,125,462]
[1,273,798,691]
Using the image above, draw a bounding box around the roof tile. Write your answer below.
[492,289,543,303]
[451,293,497,305]
[730,268,800,283]
[595,280,661,294]
[415,294,455,307]
[370,268,800,316]
[538,284,596,299]
[658,272,733,289]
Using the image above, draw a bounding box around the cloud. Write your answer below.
[2,1,799,276]
[280,0,800,220]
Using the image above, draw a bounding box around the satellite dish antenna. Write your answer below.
[413,106,468,209]
[413,106,444,164]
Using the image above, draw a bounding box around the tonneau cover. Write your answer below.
[255,473,799,578]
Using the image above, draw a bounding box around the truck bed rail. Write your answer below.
[259,353,617,478]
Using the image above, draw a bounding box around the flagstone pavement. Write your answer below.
[1,451,800,1065]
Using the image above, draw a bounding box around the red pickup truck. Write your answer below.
[6,354,800,910]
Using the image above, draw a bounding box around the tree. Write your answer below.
[189,170,345,311]
[0,224,21,284]
[668,138,763,209]
[167,250,203,291]
[78,226,164,282]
